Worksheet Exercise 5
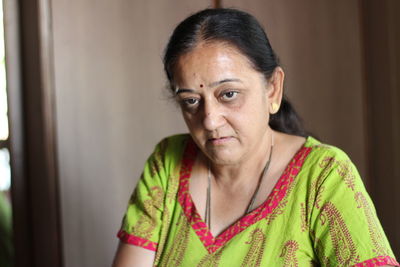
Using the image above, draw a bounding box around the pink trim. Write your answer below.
[177,138,312,254]
[117,230,158,252]
[352,255,399,266]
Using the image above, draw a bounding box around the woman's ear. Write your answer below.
[267,67,284,114]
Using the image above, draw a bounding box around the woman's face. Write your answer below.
[174,42,281,165]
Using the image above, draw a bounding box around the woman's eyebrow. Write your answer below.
[175,78,242,94]
[175,88,195,95]
[209,78,242,87]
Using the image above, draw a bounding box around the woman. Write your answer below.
[113,8,398,266]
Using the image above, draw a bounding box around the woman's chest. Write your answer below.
[158,201,316,266]
[188,171,284,237]
[157,187,315,266]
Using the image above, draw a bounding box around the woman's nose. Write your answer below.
[202,100,225,131]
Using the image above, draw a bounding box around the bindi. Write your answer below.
[200,84,203,88]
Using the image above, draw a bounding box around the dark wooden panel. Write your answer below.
[4,0,32,265]
[361,0,400,257]
[4,0,64,266]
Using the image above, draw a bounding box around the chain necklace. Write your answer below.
[205,133,274,231]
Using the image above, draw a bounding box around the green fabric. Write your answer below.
[0,191,13,267]
[119,134,398,266]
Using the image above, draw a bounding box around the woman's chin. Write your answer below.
[205,150,242,166]
[196,137,245,165]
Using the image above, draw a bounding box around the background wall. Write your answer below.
[49,1,398,266]
[52,1,208,266]
[361,0,400,256]
[225,0,367,179]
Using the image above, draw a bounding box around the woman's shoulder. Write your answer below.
[157,133,191,146]
[303,136,352,162]
[300,138,398,264]
[152,133,192,169]
[298,136,363,193]
[299,136,360,184]
[155,133,191,155]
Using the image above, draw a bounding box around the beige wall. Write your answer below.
[52,1,369,266]
[224,0,367,179]
[52,1,210,266]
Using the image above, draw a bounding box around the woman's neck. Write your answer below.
[206,130,275,190]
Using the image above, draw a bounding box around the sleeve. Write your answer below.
[309,150,399,266]
[117,138,170,252]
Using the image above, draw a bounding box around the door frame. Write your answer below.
[4,0,63,266]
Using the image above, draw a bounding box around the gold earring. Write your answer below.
[271,103,279,114]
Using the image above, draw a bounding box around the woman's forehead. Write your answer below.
[180,41,245,63]
[174,42,257,83]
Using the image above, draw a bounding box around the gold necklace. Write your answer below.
[205,133,274,231]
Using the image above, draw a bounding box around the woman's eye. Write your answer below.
[185,98,198,105]
[221,91,238,101]
[182,98,200,106]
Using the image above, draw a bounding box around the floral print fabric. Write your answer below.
[118,134,399,266]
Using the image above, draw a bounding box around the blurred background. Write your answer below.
[1,0,399,266]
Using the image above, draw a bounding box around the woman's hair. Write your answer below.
[163,8,308,137]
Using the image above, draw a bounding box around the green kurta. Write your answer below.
[118,134,398,266]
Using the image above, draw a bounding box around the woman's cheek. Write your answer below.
[225,96,245,111]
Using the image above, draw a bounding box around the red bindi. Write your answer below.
[200,84,203,88]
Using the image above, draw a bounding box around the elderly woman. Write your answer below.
[113,8,398,266]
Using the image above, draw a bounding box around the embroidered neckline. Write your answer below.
[177,137,313,254]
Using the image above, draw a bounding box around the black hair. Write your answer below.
[163,8,308,137]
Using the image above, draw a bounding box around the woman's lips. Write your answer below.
[208,136,233,145]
